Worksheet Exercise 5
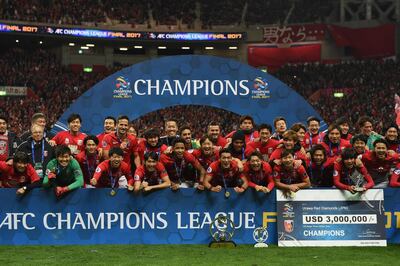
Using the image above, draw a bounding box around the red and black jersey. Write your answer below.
[269,147,307,163]
[0,161,40,188]
[273,164,309,185]
[303,132,325,150]
[137,139,167,162]
[321,139,352,159]
[92,160,132,188]
[341,133,353,142]
[243,161,274,190]
[102,132,138,166]
[387,141,400,154]
[96,132,108,146]
[132,162,168,186]
[333,163,374,190]
[245,139,279,161]
[160,151,201,183]
[306,157,335,187]
[52,130,87,155]
[191,149,219,170]
[213,136,228,149]
[361,152,399,185]
[206,160,244,187]
[75,151,100,185]
[225,130,259,144]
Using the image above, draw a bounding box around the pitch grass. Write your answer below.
[0,245,399,265]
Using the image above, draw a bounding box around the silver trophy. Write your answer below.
[350,170,365,192]
[253,226,269,247]
[209,214,236,247]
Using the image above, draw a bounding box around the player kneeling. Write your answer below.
[203,148,248,194]
[90,147,133,193]
[0,152,41,195]
[333,148,374,193]
[244,151,274,193]
[43,145,84,197]
[132,151,171,192]
[273,150,311,197]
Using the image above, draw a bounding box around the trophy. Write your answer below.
[350,171,365,192]
[253,226,269,248]
[209,214,236,248]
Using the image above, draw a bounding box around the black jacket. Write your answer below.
[16,137,55,170]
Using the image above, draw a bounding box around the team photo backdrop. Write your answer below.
[55,55,325,133]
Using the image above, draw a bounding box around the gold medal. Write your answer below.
[110,189,116,196]
[224,191,230,198]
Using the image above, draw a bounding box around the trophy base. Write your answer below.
[254,243,268,248]
[208,241,237,248]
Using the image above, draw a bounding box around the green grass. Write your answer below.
[0,245,399,265]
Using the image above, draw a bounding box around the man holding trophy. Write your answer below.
[333,148,374,192]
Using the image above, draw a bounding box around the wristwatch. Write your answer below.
[22,186,27,191]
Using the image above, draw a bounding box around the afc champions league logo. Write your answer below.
[113,76,132,99]
[254,77,268,90]
[251,77,270,99]
[282,203,294,233]
[253,227,269,248]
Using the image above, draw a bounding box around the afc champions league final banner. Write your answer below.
[1,188,400,245]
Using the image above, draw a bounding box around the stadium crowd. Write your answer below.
[0,48,121,135]
[0,47,398,141]
[275,59,399,133]
[0,0,340,27]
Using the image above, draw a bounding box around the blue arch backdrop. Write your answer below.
[55,55,325,133]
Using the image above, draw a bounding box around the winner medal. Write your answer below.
[110,189,116,196]
[224,191,230,198]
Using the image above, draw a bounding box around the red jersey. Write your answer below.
[387,142,400,153]
[75,151,100,185]
[361,152,399,185]
[213,136,228,149]
[341,133,353,142]
[389,163,400,187]
[102,132,138,166]
[192,149,219,170]
[160,151,201,183]
[0,161,40,188]
[225,130,260,144]
[245,139,280,161]
[92,160,132,188]
[206,160,244,187]
[52,130,87,155]
[0,133,9,161]
[321,139,352,158]
[132,162,168,186]
[303,132,325,150]
[96,132,108,146]
[137,139,168,162]
[273,164,309,185]
[269,147,307,162]
[333,163,374,190]
[243,161,274,190]
[306,157,335,187]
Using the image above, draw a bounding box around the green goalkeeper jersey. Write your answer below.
[43,158,84,190]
